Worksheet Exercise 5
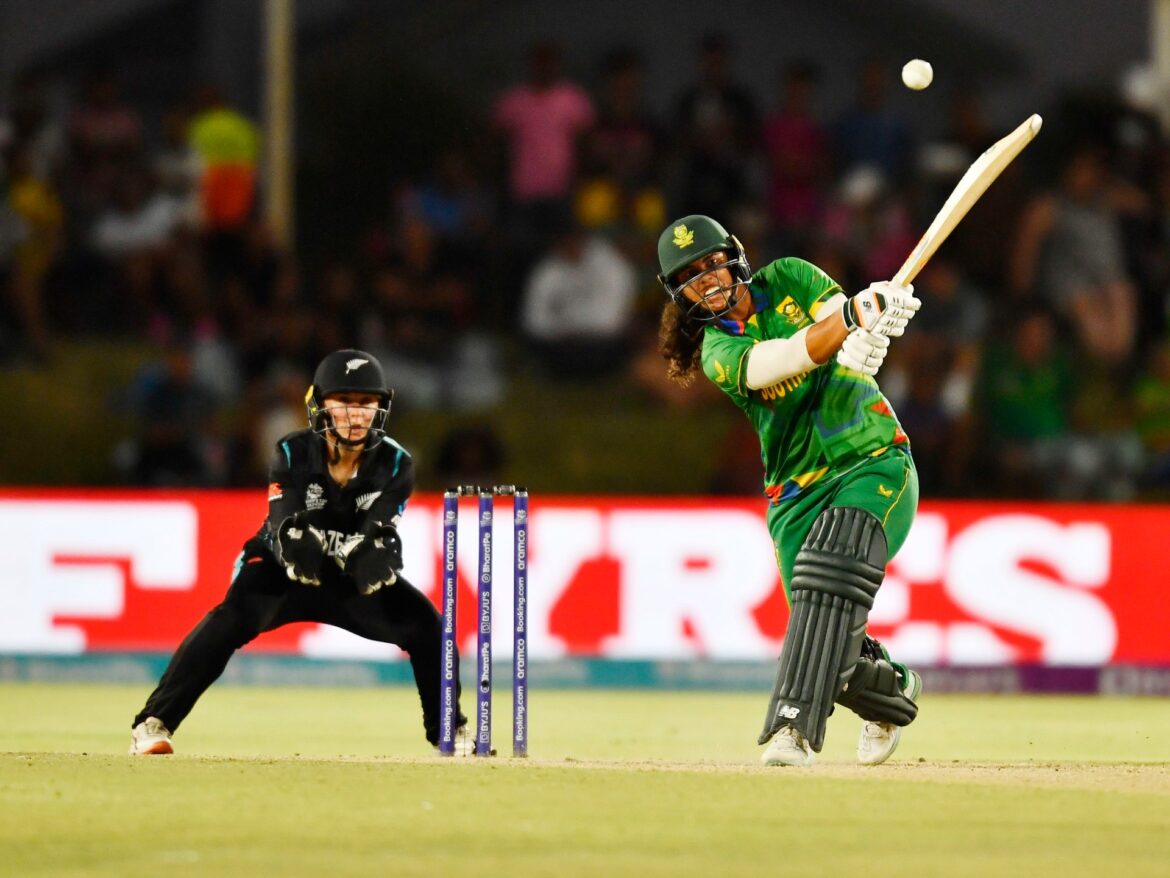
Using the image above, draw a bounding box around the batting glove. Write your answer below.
[337,524,403,596]
[837,328,890,376]
[842,282,920,337]
[276,514,328,585]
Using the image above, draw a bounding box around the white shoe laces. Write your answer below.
[776,726,809,748]
[142,718,169,737]
[862,721,890,739]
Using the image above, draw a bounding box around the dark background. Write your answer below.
[1,0,1166,501]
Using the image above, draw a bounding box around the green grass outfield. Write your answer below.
[2,683,1169,877]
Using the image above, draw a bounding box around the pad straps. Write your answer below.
[836,656,919,726]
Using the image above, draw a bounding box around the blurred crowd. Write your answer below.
[4,33,1170,500]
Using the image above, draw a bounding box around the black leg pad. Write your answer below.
[759,507,887,752]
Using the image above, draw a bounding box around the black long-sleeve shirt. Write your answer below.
[257,429,414,588]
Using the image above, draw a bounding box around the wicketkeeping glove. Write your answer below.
[841,282,920,337]
[837,328,890,377]
[276,513,328,585]
[336,524,403,596]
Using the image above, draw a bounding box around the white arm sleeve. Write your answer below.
[744,326,818,390]
[816,292,847,321]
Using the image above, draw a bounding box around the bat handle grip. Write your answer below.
[891,265,916,288]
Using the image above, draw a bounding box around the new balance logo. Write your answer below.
[778,705,800,720]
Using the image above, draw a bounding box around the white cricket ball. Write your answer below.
[902,59,933,91]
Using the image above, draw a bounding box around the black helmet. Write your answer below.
[656,215,752,322]
[305,349,394,446]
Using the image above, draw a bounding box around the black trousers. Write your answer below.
[134,546,464,744]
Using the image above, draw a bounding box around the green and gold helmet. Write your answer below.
[656,214,752,322]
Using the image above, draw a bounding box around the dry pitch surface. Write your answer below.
[2,683,1168,877]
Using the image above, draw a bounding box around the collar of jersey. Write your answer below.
[713,286,767,336]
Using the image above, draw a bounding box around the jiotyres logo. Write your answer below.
[0,500,198,652]
[873,512,1117,665]
[0,494,1160,665]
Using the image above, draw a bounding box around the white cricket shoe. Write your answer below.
[433,723,475,757]
[129,717,173,756]
[857,669,922,766]
[453,724,475,756]
[760,725,815,767]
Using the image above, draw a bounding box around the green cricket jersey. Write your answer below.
[701,258,909,503]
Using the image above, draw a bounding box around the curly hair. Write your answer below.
[658,301,706,386]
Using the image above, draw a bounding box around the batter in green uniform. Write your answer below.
[656,215,923,767]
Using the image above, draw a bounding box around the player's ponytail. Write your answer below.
[658,301,705,386]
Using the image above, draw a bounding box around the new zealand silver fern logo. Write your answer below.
[345,358,368,374]
[355,490,381,511]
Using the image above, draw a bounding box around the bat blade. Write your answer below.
[893,113,1042,287]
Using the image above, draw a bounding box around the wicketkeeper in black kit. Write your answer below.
[130,349,472,755]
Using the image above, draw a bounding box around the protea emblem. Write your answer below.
[672,225,694,248]
[345,358,368,374]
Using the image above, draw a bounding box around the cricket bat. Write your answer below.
[893,113,1043,287]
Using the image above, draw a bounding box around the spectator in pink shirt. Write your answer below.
[492,42,595,317]
[493,42,595,206]
[762,61,830,250]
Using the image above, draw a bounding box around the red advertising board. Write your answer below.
[1,489,1167,665]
